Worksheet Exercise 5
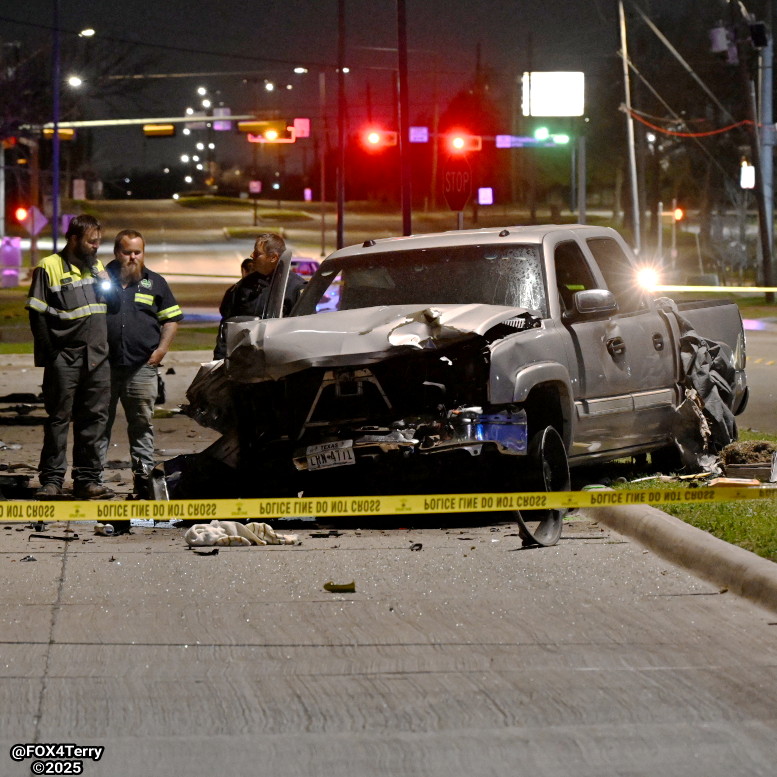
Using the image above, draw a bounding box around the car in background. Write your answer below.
[292,257,341,311]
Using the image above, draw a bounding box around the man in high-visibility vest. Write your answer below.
[26,214,117,500]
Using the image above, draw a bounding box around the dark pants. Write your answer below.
[39,351,111,488]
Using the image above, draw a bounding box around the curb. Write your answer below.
[585,505,777,615]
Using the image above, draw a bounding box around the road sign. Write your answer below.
[443,155,472,211]
[20,206,49,237]
[249,180,262,195]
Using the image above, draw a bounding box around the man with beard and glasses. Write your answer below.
[27,213,118,500]
[213,232,306,360]
[100,230,183,513]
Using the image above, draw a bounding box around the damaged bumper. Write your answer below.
[293,406,528,472]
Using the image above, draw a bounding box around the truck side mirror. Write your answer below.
[563,289,618,322]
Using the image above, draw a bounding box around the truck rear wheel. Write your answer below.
[515,426,570,547]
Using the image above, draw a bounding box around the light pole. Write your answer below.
[52,0,61,251]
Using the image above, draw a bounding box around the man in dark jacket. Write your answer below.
[213,233,306,360]
[26,214,117,499]
[101,229,183,505]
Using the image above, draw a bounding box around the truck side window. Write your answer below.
[586,237,645,313]
[554,241,597,311]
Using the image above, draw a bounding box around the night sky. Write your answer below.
[0,1,726,181]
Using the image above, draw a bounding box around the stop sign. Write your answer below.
[442,155,472,211]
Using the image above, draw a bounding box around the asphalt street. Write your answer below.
[1,352,777,776]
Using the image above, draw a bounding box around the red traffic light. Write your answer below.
[673,207,684,221]
[14,206,29,223]
[446,132,482,153]
[361,128,397,149]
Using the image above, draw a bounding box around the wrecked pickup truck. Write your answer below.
[173,224,748,546]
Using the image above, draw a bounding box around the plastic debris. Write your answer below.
[323,580,356,593]
[410,543,423,551]
[94,523,115,536]
[20,555,37,562]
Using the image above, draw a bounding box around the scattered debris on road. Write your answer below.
[184,519,298,546]
[323,580,356,593]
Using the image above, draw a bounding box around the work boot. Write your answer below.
[73,482,115,500]
[111,519,132,535]
[35,483,62,499]
[133,473,152,500]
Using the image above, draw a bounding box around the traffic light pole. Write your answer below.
[52,0,61,252]
[336,0,345,250]
[397,0,412,236]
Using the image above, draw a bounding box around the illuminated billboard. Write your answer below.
[521,72,585,117]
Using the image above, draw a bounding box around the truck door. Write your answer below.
[553,237,677,459]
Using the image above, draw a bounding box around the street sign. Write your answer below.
[20,206,49,237]
[249,180,262,195]
[442,155,472,211]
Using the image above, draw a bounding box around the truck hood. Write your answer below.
[224,303,532,381]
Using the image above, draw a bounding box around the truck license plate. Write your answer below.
[306,440,355,470]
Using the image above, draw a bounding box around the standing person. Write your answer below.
[213,233,305,360]
[217,256,254,326]
[100,229,183,503]
[26,214,116,499]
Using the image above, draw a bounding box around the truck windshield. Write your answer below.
[294,244,547,317]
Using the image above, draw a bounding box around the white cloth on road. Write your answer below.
[185,520,298,546]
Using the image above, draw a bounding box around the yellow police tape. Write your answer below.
[0,486,775,523]
[653,284,777,293]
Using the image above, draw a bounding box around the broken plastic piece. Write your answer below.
[323,580,356,593]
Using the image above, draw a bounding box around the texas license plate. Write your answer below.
[306,440,356,470]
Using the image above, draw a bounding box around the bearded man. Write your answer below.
[101,229,183,508]
[27,214,118,500]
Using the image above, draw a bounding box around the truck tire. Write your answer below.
[515,426,570,547]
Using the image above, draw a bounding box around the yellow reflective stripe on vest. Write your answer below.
[51,302,107,320]
[158,304,182,321]
[134,293,154,305]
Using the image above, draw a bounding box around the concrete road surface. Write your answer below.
[1,353,776,776]
[2,513,776,777]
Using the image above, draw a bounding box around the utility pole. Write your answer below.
[52,0,61,252]
[760,8,774,301]
[730,2,774,302]
[619,1,641,253]
[396,0,412,236]
[336,0,345,250]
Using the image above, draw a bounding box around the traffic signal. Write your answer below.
[42,127,75,141]
[361,128,398,149]
[239,120,295,143]
[673,207,685,222]
[446,132,482,153]
[534,127,570,145]
[143,123,176,137]
[14,206,28,222]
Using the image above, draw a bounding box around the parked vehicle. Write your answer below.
[176,225,748,545]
